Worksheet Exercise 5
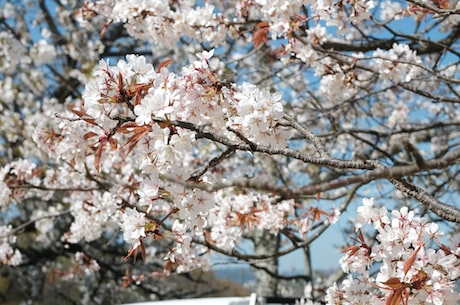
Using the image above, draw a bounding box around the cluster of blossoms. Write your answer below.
[26,48,292,266]
[314,0,376,29]
[164,219,210,273]
[82,50,289,147]
[208,192,296,251]
[372,43,422,83]
[0,225,22,266]
[48,251,101,283]
[76,0,380,53]
[75,0,426,143]
[248,0,313,38]
[0,31,30,75]
[0,159,46,209]
[206,182,341,256]
[74,251,101,276]
[303,42,422,113]
[326,198,460,305]
[64,191,120,243]
[77,0,233,48]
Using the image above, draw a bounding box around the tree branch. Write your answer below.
[391,178,460,223]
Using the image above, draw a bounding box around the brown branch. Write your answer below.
[250,263,310,281]
[318,24,460,56]
[200,224,330,261]
[0,210,71,238]
[366,160,460,223]
[38,0,66,45]
[341,121,460,138]
[297,148,460,196]
[398,83,460,104]
[170,119,376,170]
[319,39,398,54]
[406,0,460,16]
[402,137,425,167]
[391,178,460,223]
[189,147,236,181]
[283,115,328,158]
[162,147,460,199]
[8,182,100,192]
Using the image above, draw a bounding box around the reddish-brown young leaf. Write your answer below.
[124,240,146,263]
[124,244,139,262]
[341,244,361,258]
[433,0,451,9]
[157,58,172,72]
[357,228,365,243]
[121,268,132,288]
[310,207,329,222]
[69,107,99,126]
[386,288,404,305]
[84,131,98,140]
[117,121,140,133]
[380,278,405,305]
[94,144,103,172]
[404,244,422,275]
[127,83,153,106]
[121,127,150,157]
[411,270,428,290]
[140,239,146,262]
[164,259,177,273]
[381,277,403,289]
[234,208,263,231]
[252,21,269,48]
[341,229,370,259]
[108,137,118,150]
[117,72,124,91]
[439,243,453,256]
[415,12,428,24]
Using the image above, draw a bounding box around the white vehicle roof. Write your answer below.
[123,295,255,305]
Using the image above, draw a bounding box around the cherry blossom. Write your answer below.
[120,207,147,246]
[0,225,22,266]
[1,0,460,303]
[332,198,460,305]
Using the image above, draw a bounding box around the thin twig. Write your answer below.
[0,210,71,239]
[283,115,329,158]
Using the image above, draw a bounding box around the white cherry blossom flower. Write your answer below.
[120,207,147,246]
